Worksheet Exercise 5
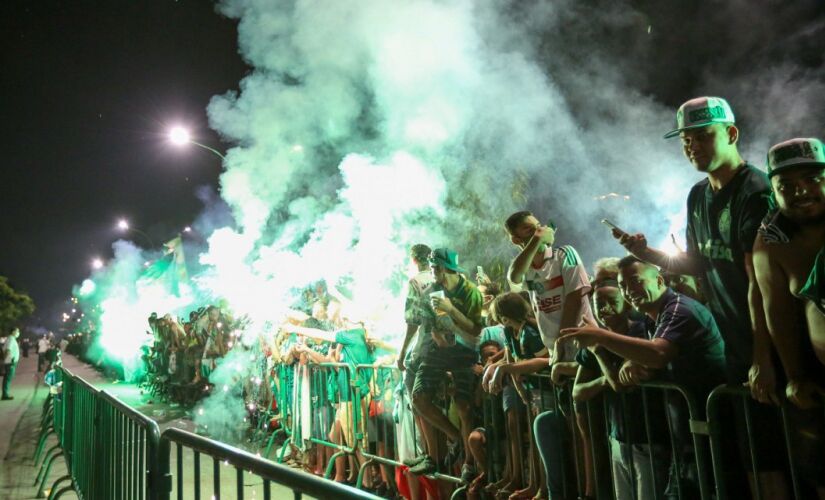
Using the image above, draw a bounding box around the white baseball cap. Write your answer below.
[664,96,735,139]
[767,138,825,178]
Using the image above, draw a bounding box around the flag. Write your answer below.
[138,235,189,295]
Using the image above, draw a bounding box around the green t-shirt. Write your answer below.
[335,328,374,400]
[409,275,484,360]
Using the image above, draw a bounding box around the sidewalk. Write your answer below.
[0,353,74,499]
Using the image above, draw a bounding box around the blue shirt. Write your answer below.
[648,288,726,397]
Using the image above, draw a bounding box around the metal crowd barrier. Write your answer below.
[707,384,825,500]
[158,427,381,500]
[37,365,381,500]
[36,366,166,500]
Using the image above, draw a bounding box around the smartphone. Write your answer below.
[476,266,486,280]
[600,218,626,236]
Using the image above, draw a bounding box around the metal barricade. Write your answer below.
[263,362,295,461]
[37,366,166,500]
[706,384,825,500]
[159,426,381,499]
[589,380,713,500]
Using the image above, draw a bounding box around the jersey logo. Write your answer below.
[718,202,731,240]
[697,239,733,261]
[537,295,563,313]
[545,276,564,290]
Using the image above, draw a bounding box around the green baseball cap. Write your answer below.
[428,248,467,274]
[767,138,825,178]
[664,96,735,139]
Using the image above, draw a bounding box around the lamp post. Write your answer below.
[168,126,225,160]
[116,219,155,247]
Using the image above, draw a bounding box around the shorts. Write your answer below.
[502,383,524,413]
[414,345,477,402]
[404,358,419,399]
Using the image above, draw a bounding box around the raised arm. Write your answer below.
[508,225,555,284]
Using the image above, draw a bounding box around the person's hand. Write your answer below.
[550,363,566,385]
[786,379,825,409]
[431,329,452,347]
[533,224,556,246]
[431,296,455,315]
[396,355,405,372]
[489,366,506,394]
[746,360,779,405]
[472,363,484,376]
[559,323,604,350]
[482,363,497,392]
[616,232,648,257]
[618,360,650,386]
[476,272,493,287]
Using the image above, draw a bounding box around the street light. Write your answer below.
[116,218,155,247]
[91,257,104,270]
[168,126,225,160]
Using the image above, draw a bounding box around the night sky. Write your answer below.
[1,1,248,328]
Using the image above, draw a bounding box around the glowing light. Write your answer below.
[291,144,304,153]
[183,226,192,233]
[91,258,104,270]
[169,126,190,146]
[117,219,129,231]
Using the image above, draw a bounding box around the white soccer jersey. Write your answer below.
[509,245,594,361]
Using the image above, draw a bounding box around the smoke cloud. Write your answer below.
[73,0,824,433]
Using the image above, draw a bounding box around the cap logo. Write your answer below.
[688,105,726,123]
[774,142,815,164]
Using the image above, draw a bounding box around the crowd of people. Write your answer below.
[129,96,825,499]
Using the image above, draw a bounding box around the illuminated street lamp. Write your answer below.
[168,126,225,160]
[116,218,155,247]
[91,257,104,270]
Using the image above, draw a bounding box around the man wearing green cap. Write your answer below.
[406,248,483,479]
[615,96,786,495]
[754,137,825,410]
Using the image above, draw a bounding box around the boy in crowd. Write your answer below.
[561,256,726,498]
[572,270,668,499]
[504,211,594,499]
[408,248,484,480]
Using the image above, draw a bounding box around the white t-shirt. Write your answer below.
[404,270,435,364]
[38,338,50,354]
[509,245,594,361]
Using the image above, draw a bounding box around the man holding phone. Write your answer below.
[614,97,784,496]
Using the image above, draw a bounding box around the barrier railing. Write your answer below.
[45,354,825,500]
[706,384,825,500]
[37,367,166,500]
[588,381,712,499]
[158,427,381,500]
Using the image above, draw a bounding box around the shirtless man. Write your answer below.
[754,137,825,409]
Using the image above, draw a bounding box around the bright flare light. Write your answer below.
[91,258,104,270]
[117,219,129,231]
[169,126,191,146]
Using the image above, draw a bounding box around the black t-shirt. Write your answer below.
[504,323,545,361]
[685,164,770,380]
[576,320,667,444]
